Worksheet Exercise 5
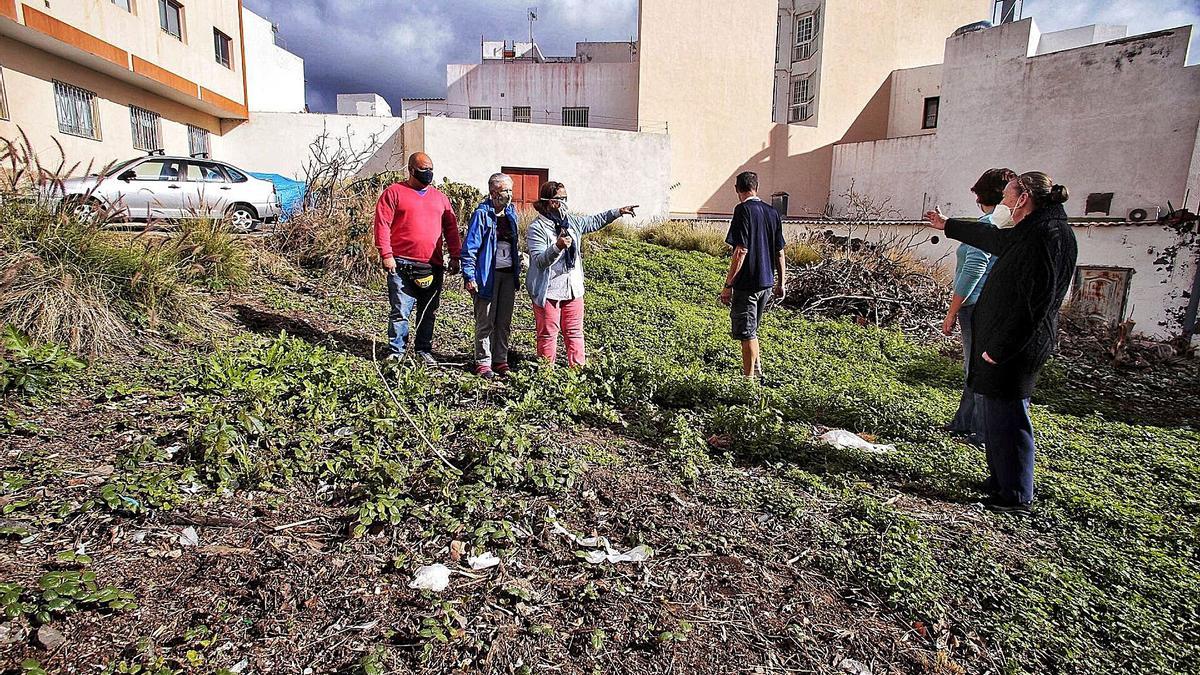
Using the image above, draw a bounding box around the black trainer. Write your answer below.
[983,497,1032,515]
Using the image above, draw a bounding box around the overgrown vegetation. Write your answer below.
[0,325,84,399]
[2,142,1196,673]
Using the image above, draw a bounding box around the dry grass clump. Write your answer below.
[784,241,820,267]
[0,207,210,355]
[169,218,250,290]
[633,220,731,257]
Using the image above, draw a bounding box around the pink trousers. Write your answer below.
[533,298,585,366]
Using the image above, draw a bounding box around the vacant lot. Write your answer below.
[2,232,1197,675]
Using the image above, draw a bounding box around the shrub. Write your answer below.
[168,218,250,289]
[636,220,730,257]
[0,325,84,398]
[0,201,206,355]
[437,178,485,229]
[274,175,484,284]
[784,241,820,266]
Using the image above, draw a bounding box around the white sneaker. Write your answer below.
[416,351,438,367]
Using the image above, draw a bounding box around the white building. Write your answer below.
[243,10,305,113]
[336,93,393,117]
[823,19,1200,338]
[403,39,644,131]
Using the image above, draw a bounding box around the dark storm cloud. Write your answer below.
[241,0,639,113]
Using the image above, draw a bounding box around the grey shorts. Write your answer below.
[730,287,771,341]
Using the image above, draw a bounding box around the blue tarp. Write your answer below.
[249,172,306,222]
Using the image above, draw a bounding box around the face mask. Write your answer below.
[991,203,1014,229]
[413,168,434,186]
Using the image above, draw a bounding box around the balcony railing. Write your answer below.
[793,41,817,62]
[789,100,814,123]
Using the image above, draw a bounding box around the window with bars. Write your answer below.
[214,29,232,68]
[159,0,183,40]
[469,106,492,120]
[561,107,589,128]
[512,106,531,123]
[793,13,818,61]
[789,75,814,123]
[188,124,210,157]
[130,106,162,151]
[54,81,101,139]
[112,0,133,12]
[922,96,940,129]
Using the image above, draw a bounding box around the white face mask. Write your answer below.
[991,203,1015,229]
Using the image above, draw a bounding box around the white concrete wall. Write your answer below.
[402,115,670,222]
[444,61,640,130]
[218,112,404,180]
[1035,24,1127,55]
[242,9,305,113]
[886,65,941,138]
[576,42,638,63]
[831,134,940,217]
[400,99,451,121]
[336,94,393,117]
[831,20,1200,220]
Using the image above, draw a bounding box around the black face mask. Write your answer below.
[413,168,434,186]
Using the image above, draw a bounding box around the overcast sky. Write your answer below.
[241,0,1200,113]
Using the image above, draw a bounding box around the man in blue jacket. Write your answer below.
[461,173,523,378]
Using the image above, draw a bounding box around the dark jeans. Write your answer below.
[386,264,443,356]
[980,395,1036,504]
[948,303,985,442]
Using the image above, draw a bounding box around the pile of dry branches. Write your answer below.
[783,230,952,338]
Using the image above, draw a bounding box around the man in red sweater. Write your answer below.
[373,152,461,363]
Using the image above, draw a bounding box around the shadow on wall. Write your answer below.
[696,74,896,219]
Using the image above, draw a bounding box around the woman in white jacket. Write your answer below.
[524,181,636,366]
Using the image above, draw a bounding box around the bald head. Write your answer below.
[407,152,434,188]
[408,152,431,171]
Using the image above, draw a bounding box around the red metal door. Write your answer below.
[502,166,548,215]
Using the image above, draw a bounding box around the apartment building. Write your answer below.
[636,0,992,217]
[0,0,300,170]
[404,39,643,131]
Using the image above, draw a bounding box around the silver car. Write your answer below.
[44,152,282,230]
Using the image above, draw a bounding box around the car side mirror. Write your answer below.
[119,170,136,182]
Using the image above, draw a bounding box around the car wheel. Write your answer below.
[227,204,258,233]
[63,197,105,223]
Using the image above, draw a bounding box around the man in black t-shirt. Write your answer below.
[719,171,786,378]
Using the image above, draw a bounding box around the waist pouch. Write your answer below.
[397,260,435,289]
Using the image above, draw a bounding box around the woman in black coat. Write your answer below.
[925,172,1078,513]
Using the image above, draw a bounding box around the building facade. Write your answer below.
[242,8,304,113]
[636,0,992,218]
[822,18,1200,339]
[829,19,1200,223]
[0,0,301,171]
[409,39,644,131]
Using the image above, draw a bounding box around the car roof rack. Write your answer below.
[190,152,210,159]
[146,148,165,156]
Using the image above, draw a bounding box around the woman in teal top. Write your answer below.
[943,168,1017,444]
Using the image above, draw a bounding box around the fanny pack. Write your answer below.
[396,260,435,289]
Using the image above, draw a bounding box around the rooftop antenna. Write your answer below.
[528,6,537,47]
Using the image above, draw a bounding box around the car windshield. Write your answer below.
[103,158,144,177]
